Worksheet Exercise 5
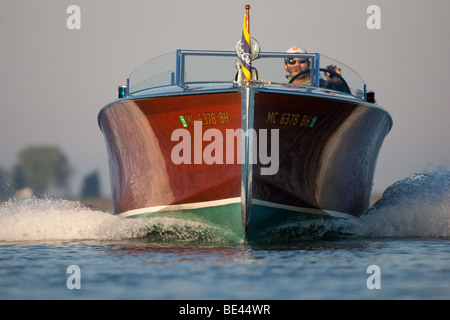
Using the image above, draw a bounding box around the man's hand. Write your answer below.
[325,65,342,84]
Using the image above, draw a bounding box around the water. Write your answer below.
[0,169,449,300]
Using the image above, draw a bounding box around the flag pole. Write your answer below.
[245,5,250,34]
[242,5,251,83]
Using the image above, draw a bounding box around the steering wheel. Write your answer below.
[289,68,351,94]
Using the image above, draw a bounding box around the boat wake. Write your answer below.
[346,168,450,238]
[242,168,449,243]
[0,168,448,244]
[0,198,243,244]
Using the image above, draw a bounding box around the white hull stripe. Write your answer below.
[119,197,355,220]
[119,197,241,218]
[252,199,355,219]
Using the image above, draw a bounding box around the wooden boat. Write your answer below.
[97,7,392,241]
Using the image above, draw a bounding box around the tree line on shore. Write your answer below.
[0,145,101,201]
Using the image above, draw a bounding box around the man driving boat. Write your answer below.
[284,46,349,93]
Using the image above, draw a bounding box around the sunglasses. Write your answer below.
[286,58,308,65]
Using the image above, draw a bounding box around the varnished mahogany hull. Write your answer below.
[99,92,242,214]
[98,89,391,238]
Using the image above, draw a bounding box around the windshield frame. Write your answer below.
[127,49,367,100]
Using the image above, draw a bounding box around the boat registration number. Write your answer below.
[179,111,230,127]
[266,111,317,127]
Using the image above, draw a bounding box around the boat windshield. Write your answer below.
[127,50,367,100]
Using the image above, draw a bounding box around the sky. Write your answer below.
[1,0,449,197]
